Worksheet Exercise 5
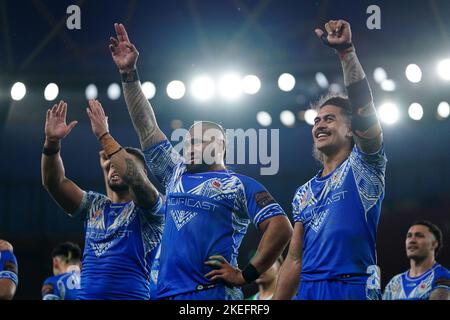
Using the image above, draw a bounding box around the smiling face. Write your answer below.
[406,225,438,261]
[312,104,353,159]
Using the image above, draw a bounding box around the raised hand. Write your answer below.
[86,99,109,139]
[315,19,353,52]
[45,101,78,142]
[109,23,139,73]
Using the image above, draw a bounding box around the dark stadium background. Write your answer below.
[0,0,449,299]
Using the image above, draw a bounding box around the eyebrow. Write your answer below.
[314,114,337,122]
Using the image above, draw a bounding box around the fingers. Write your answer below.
[204,260,222,268]
[204,269,222,279]
[325,22,333,35]
[114,23,122,40]
[119,23,130,42]
[208,255,227,263]
[314,28,324,39]
[61,101,68,119]
[46,109,50,121]
[67,120,78,133]
[109,36,119,47]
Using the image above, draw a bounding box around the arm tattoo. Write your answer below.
[341,50,365,87]
[122,81,165,149]
[124,158,158,208]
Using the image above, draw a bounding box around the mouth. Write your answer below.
[407,246,418,251]
[315,131,331,140]
[110,173,120,182]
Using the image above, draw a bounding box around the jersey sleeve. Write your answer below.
[382,276,397,300]
[0,250,18,286]
[349,144,387,213]
[70,191,109,221]
[292,183,311,225]
[143,139,185,193]
[432,267,450,291]
[240,176,286,227]
[41,277,60,300]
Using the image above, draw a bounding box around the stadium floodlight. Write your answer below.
[280,110,296,127]
[380,79,396,92]
[408,103,423,120]
[142,81,156,100]
[373,67,387,84]
[437,59,450,81]
[437,101,450,119]
[242,75,261,95]
[256,111,272,127]
[378,102,400,124]
[44,83,59,101]
[278,73,296,92]
[85,84,98,100]
[191,76,215,101]
[304,109,318,126]
[11,82,26,101]
[166,80,186,100]
[315,72,329,89]
[218,73,242,100]
[405,64,422,83]
[107,83,121,100]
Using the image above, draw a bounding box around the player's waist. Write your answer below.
[300,271,369,283]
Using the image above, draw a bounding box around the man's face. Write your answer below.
[312,105,353,156]
[185,123,225,173]
[406,225,437,260]
[102,155,143,193]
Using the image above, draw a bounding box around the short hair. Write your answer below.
[52,242,81,265]
[411,220,444,256]
[311,92,353,123]
[124,147,147,169]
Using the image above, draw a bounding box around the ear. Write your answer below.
[52,257,59,269]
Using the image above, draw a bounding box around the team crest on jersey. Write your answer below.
[171,209,198,231]
[299,189,313,210]
[211,179,222,189]
[409,273,433,299]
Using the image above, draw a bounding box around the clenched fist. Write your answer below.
[315,19,353,52]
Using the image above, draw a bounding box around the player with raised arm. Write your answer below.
[108,23,293,300]
[41,100,163,299]
[275,19,386,300]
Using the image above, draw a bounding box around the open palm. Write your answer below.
[45,101,77,141]
[109,23,139,73]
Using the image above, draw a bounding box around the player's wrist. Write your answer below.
[338,44,355,59]
[43,138,61,156]
[119,67,139,82]
[241,263,260,284]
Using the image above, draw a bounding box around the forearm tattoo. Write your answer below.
[122,82,159,149]
[341,50,365,87]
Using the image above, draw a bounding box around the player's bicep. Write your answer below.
[429,287,450,300]
[47,178,85,215]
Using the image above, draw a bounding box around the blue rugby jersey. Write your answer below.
[144,139,287,299]
[41,270,80,300]
[0,250,18,287]
[292,145,387,292]
[383,263,450,300]
[72,191,164,300]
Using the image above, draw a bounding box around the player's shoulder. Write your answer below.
[434,263,450,278]
[293,179,313,199]
[231,172,261,186]
[0,240,14,252]
[43,274,59,286]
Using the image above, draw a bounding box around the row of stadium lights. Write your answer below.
[8,59,450,127]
